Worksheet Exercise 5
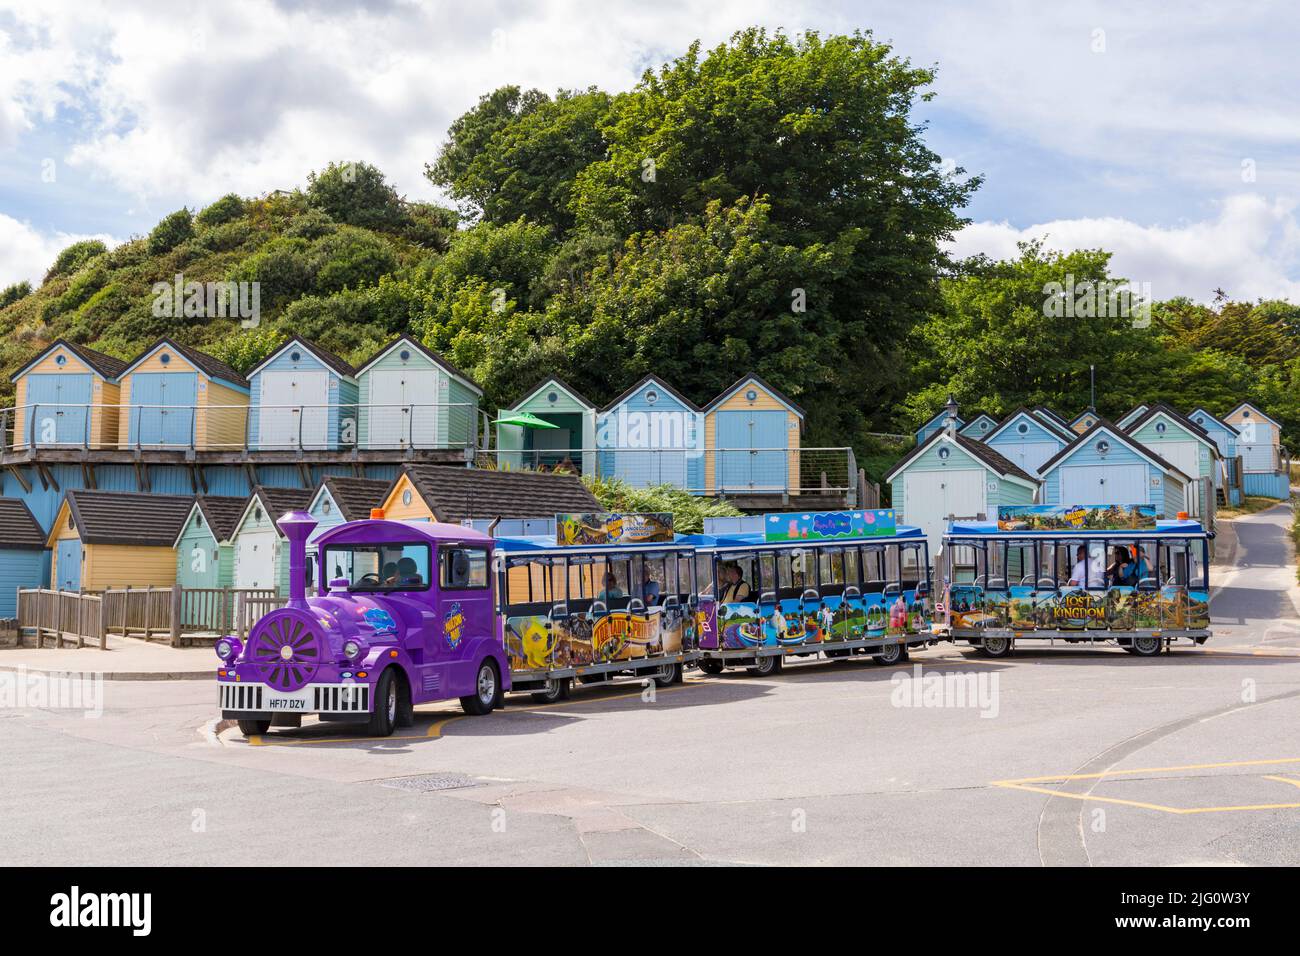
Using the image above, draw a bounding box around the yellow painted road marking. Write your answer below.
[992,757,1300,814]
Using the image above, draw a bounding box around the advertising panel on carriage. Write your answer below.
[496,512,698,700]
[692,510,936,675]
[940,504,1211,658]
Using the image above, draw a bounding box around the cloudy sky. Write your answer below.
[2,0,1298,302]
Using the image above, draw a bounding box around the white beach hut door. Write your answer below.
[235,530,276,589]
[1060,464,1147,504]
[260,371,329,448]
[904,470,986,552]
[370,370,439,448]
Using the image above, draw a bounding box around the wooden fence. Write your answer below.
[17,586,280,648]
[16,589,106,649]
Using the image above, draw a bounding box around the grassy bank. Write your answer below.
[1218,495,1286,519]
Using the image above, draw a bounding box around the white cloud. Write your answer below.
[949,194,1300,303]
[0,212,117,288]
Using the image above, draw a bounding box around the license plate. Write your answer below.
[265,691,311,711]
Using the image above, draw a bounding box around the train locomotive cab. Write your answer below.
[216,510,510,738]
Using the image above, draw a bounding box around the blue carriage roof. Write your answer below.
[944,519,1209,539]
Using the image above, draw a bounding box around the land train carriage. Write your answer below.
[939,504,1212,658]
[494,534,701,703]
[689,513,938,676]
[217,510,510,737]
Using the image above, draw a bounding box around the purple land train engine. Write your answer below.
[216,510,510,738]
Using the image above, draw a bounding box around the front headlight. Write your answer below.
[215,637,242,661]
[342,639,363,661]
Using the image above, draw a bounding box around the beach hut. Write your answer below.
[915,398,965,445]
[495,377,597,474]
[246,337,356,450]
[1115,403,1149,430]
[1069,407,1099,434]
[981,406,1074,475]
[1036,421,1190,514]
[885,418,1039,554]
[0,498,50,617]
[117,338,249,450]
[1124,403,1220,521]
[1224,402,1288,498]
[229,486,314,594]
[355,336,483,451]
[9,339,127,449]
[173,496,247,591]
[1189,407,1242,505]
[379,463,600,524]
[702,374,803,496]
[1032,406,1072,433]
[957,412,999,440]
[48,490,193,591]
[596,374,704,490]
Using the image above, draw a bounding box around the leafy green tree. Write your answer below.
[428,86,611,232]
[229,237,314,311]
[306,161,407,231]
[902,241,1154,425]
[147,208,195,254]
[0,281,32,309]
[206,326,286,375]
[196,193,246,228]
[307,226,398,294]
[44,240,107,282]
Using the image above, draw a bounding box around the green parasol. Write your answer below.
[492,411,559,429]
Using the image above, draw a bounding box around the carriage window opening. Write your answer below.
[1007,543,1035,585]
[861,546,885,585]
[719,552,759,603]
[696,555,715,597]
[843,548,859,588]
[759,552,777,595]
[884,545,902,588]
[1161,541,1190,587]
[900,547,923,590]
[984,541,1007,590]
[948,542,977,584]
[1103,540,1155,588]
[1037,542,1057,587]
[441,547,489,590]
[598,556,632,607]
[819,549,845,585]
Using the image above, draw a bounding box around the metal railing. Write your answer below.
[476,446,858,500]
[0,402,486,453]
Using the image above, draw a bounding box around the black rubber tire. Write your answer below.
[367,669,399,737]
[1129,635,1162,657]
[653,662,681,687]
[746,654,782,677]
[237,719,270,737]
[872,642,904,666]
[981,636,1013,659]
[697,658,725,675]
[530,677,570,704]
[395,673,415,727]
[460,659,499,716]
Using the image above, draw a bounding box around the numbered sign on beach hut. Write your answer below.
[48,490,194,591]
[117,338,249,450]
[355,336,483,451]
[702,374,803,496]
[9,339,127,450]
[0,498,50,616]
[246,337,356,451]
